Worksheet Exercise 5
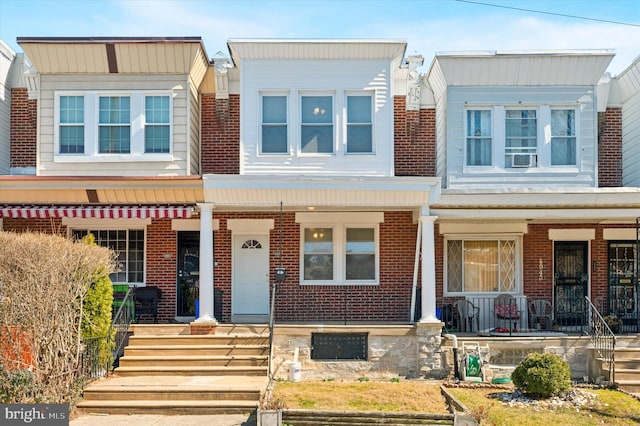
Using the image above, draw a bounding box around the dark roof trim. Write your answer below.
[17,36,203,44]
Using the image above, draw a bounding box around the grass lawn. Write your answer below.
[446,385,640,426]
[272,379,449,414]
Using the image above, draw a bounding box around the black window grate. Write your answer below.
[311,333,368,360]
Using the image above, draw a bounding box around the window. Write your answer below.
[346,95,372,153]
[261,95,288,153]
[446,238,518,294]
[505,109,537,168]
[466,110,491,166]
[551,109,576,166]
[55,91,172,160]
[72,229,144,284]
[301,95,333,153]
[145,96,170,153]
[99,96,131,153]
[59,96,84,154]
[301,224,378,285]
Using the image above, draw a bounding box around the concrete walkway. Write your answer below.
[71,413,256,426]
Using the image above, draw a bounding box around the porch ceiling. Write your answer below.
[0,176,204,205]
[203,174,440,210]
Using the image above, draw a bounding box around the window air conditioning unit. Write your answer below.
[510,153,537,168]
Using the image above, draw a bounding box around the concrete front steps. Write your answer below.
[76,324,270,415]
[613,347,640,393]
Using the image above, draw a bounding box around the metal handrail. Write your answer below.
[268,282,277,379]
[109,287,135,367]
[585,296,616,385]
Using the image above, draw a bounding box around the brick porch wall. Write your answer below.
[598,107,622,187]
[10,88,37,169]
[146,219,178,322]
[212,211,418,323]
[2,218,66,235]
[201,94,240,174]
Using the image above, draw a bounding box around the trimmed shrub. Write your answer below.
[511,353,571,398]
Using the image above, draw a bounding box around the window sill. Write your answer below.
[301,281,379,286]
[462,166,580,174]
[54,154,174,163]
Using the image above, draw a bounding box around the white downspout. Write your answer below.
[410,219,423,323]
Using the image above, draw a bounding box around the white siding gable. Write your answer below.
[239,59,394,176]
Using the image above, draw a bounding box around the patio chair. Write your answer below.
[134,286,162,323]
[454,299,480,332]
[494,294,521,331]
[529,299,553,330]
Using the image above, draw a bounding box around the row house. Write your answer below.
[1,36,639,379]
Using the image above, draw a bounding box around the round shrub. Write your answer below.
[511,353,571,398]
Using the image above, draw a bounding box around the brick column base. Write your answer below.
[190,323,217,335]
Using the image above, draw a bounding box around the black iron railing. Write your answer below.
[80,335,110,382]
[586,296,616,384]
[110,286,135,366]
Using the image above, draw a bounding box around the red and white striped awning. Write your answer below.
[0,205,193,219]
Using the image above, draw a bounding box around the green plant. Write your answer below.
[80,234,115,366]
[0,366,40,403]
[390,377,401,383]
[357,376,370,382]
[603,315,623,334]
[511,353,571,398]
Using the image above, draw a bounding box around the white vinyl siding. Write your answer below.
[40,74,189,176]
[240,59,393,176]
[621,89,640,186]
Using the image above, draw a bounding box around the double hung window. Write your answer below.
[465,110,492,166]
[261,95,288,154]
[302,224,378,285]
[72,229,145,285]
[346,95,373,153]
[301,95,333,153]
[59,96,85,154]
[446,237,518,294]
[551,109,576,166]
[505,109,537,168]
[145,96,171,153]
[99,96,131,153]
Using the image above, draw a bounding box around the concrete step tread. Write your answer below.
[114,366,268,373]
[120,355,268,360]
[83,385,262,392]
[77,400,259,408]
[126,344,269,349]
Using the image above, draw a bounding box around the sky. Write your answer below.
[1,0,639,76]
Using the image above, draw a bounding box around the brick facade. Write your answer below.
[435,222,632,315]
[393,96,436,177]
[10,88,37,169]
[145,219,178,322]
[201,94,240,174]
[2,218,66,235]
[598,107,623,187]
[210,211,418,323]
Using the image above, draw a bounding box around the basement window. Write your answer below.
[311,333,368,360]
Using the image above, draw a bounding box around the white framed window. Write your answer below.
[551,109,576,166]
[59,95,85,154]
[301,224,379,285]
[297,212,382,285]
[346,94,373,153]
[99,96,131,153]
[445,236,520,295]
[300,94,334,153]
[145,95,171,153]
[505,109,537,168]
[465,109,492,166]
[464,105,579,169]
[71,228,145,285]
[260,94,288,154]
[54,91,173,162]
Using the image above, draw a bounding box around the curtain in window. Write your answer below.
[466,110,492,166]
[463,241,499,292]
[551,109,576,165]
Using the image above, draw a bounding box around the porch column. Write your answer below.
[419,214,439,323]
[196,203,216,323]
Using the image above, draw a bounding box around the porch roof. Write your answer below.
[202,174,441,210]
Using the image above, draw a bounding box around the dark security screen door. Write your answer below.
[177,231,199,316]
[554,241,588,327]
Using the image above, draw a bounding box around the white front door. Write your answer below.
[232,234,270,322]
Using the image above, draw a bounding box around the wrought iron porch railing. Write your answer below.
[110,286,135,367]
[585,296,616,384]
[80,335,110,382]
